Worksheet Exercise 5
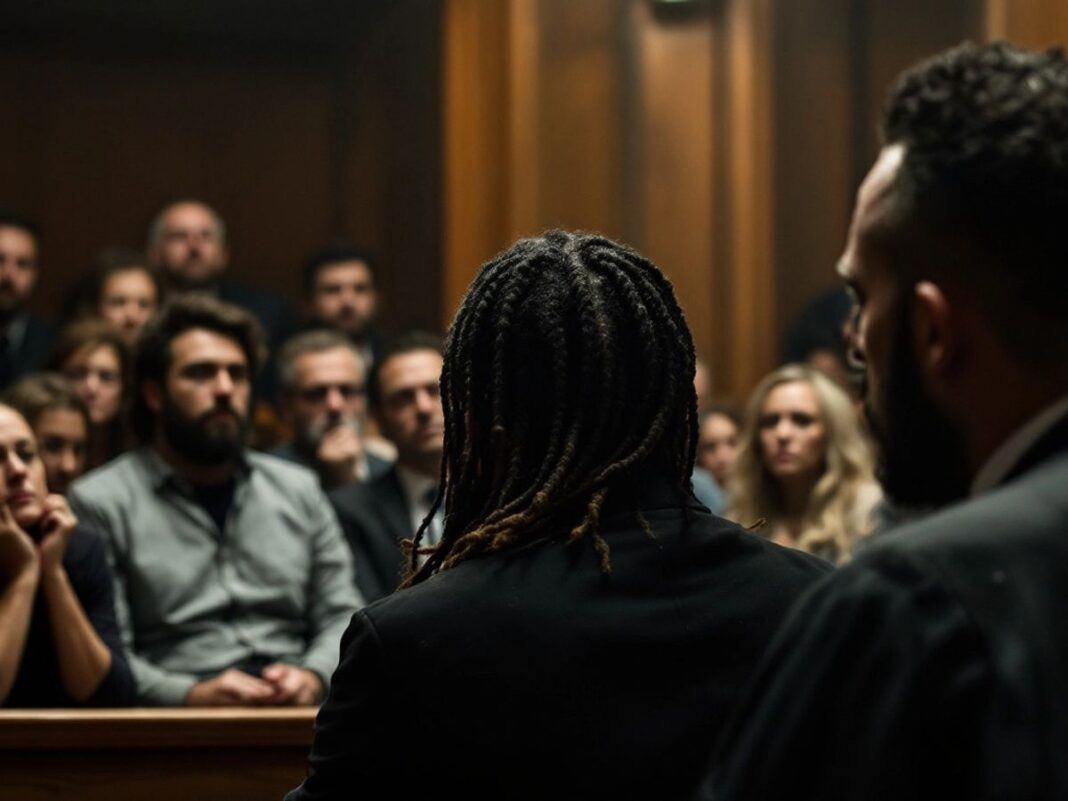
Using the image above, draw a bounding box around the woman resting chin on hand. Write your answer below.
[0,403,134,707]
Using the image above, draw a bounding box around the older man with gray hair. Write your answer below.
[273,329,390,489]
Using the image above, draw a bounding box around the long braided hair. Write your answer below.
[402,231,698,587]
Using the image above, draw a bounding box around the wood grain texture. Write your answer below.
[0,708,316,801]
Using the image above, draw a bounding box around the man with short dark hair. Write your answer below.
[302,241,382,371]
[704,42,1068,800]
[328,332,444,603]
[69,295,360,706]
[273,329,390,489]
[0,215,54,388]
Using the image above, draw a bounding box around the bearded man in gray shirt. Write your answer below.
[69,295,361,706]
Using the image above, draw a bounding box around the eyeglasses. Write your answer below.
[297,383,365,403]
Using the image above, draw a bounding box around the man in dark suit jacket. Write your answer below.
[328,332,445,603]
[704,42,1068,800]
[0,215,54,389]
[287,231,830,801]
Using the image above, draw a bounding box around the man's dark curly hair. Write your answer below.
[402,230,698,586]
[875,41,1068,367]
[130,294,266,442]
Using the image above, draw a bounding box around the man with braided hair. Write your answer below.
[286,231,828,801]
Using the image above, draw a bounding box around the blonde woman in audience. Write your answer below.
[48,320,130,470]
[0,402,133,706]
[728,363,880,563]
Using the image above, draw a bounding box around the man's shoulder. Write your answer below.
[246,450,322,495]
[69,450,154,505]
[864,453,1068,571]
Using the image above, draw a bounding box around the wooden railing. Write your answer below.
[0,708,317,801]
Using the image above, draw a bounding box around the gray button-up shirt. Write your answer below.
[69,447,363,705]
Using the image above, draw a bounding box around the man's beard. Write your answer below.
[161,396,247,465]
[865,301,972,510]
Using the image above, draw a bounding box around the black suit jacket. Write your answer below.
[288,480,830,801]
[329,467,414,603]
[0,313,54,389]
[705,412,1068,801]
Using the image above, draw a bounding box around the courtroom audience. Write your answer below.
[328,332,443,603]
[697,403,742,489]
[3,373,91,496]
[728,363,880,562]
[0,215,55,390]
[0,402,134,707]
[273,329,390,488]
[68,295,360,707]
[287,232,829,801]
[47,320,130,470]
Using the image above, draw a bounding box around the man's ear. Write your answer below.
[143,380,163,415]
[911,281,958,384]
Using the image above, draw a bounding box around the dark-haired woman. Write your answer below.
[0,403,133,706]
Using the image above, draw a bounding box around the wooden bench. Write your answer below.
[0,708,317,801]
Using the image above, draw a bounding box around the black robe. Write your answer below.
[287,478,830,801]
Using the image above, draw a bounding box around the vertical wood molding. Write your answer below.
[720,0,776,398]
[630,2,717,370]
[507,0,541,240]
[984,0,1068,47]
[442,0,511,320]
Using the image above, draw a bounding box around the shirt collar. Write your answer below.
[139,445,252,493]
[972,393,1068,496]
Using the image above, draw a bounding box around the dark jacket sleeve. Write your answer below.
[700,552,990,801]
[285,610,393,801]
[65,526,137,706]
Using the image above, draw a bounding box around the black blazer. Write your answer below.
[0,313,54,389]
[288,483,830,801]
[329,467,414,604]
[705,413,1068,801]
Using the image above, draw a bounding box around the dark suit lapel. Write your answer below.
[1003,408,1068,487]
[376,468,414,544]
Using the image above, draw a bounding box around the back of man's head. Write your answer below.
[405,230,697,585]
[878,41,1068,370]
[131,294,266,442]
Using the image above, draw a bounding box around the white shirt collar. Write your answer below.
[971,393,1068,496]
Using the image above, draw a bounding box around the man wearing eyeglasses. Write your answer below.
[329,332,444,603]
[274,330,391,490]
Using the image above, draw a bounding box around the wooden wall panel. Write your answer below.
[0,52,334,318]
[524,0,629,240]
[630,1,717,377]
[0,2,444,335]
[986,0,1068,48]
[442,0,511,318]
[721,0,777,396]
[772,0,854,344]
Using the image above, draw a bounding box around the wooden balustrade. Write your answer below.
[0,708,316,801]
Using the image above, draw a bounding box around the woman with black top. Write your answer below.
[0,403,133,707]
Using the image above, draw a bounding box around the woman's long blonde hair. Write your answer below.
[727,364,879,562]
